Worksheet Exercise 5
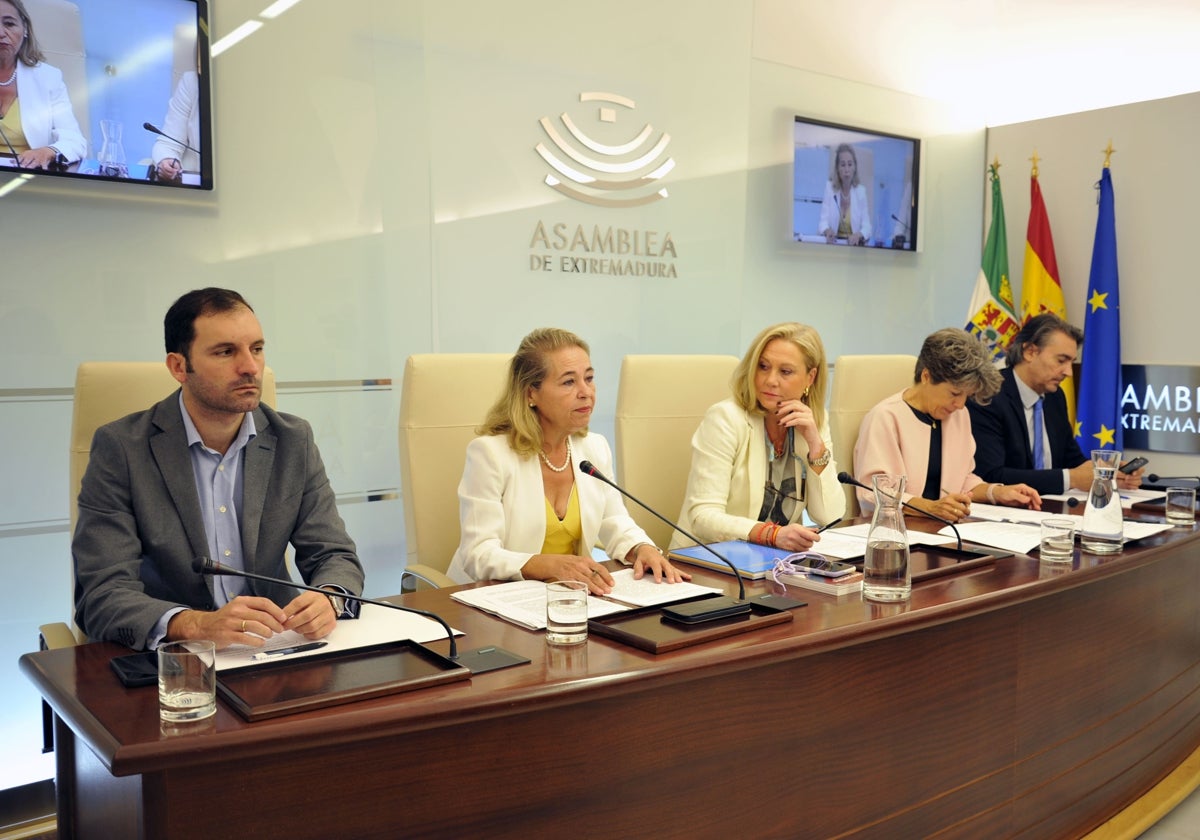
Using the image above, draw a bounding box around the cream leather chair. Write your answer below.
[614,355,739,548]
[40,362,277,649]
[398,353,511,590]
[828,354,916,516]
[26,0,89,155]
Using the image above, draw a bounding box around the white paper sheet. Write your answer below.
[214,603,460,672]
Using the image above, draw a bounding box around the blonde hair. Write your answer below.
[829,143,860,188]
[478,328,590,457]
[731,322,828,429]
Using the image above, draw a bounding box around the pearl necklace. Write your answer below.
[539,437,572,472]
[0,65,16,87]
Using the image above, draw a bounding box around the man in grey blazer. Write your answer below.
[73,288,363,650]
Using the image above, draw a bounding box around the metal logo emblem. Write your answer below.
[536,92,674,208]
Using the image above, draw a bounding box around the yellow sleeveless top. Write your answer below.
[0,99,31,153]
[541,485,582,555]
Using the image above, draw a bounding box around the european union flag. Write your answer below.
[1076,167,1122,451]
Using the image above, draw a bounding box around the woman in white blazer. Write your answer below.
[672,322,845,552]
[817,143,871,246]
[152,70,201,180]
[0,0,87,167]
[448,328,689,595]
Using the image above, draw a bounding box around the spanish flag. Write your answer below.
[1020,173,1075,423]
[965,164,1020,362]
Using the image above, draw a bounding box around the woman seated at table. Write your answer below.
[0,0,87,168]
[672,322,845,552]
[854,328,1041,522]
[447,328,689,595]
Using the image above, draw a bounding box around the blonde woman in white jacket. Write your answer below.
[448,328,689,595]
[672,322,845,552]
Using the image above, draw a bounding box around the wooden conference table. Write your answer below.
[21,509,1200,839]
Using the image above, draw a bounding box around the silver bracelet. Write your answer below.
[986,483,998,504]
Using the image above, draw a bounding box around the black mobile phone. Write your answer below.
[1119,457,1149,475]
[110,650,159,687]
[794,557,856,578]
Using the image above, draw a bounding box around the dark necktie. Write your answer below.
[1033,398,1046,469]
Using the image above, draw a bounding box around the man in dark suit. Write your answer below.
[968,313,1143,496]
[73,289,363,650]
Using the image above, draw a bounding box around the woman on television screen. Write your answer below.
[672,322,845,552]
[853,328,1041,521]
[152,69,200,181]
[0,0,87,168]
[447,327,689,594]
[818,143,872,246]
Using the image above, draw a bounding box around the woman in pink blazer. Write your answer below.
[854,329,1041,523]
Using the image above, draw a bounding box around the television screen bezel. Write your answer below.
[0,0,213,191]
[791,114,920,252]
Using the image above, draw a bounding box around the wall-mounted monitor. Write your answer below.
[792,115,919,251]
[0,0,212,190]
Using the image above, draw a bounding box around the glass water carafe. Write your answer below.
[864,473,911,601]
[98,119,128,178]
[1080,448,1123,554]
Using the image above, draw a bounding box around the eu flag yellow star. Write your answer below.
[1073,419,1082,438]
[1088,289,1109,313]
[1092,425,1116,447]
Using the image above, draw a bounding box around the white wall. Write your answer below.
[0,0,985,789]
[986,90,1200,476]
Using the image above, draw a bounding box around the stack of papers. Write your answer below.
[214,603,461,671]
[1042,488,1166,510]
[815,523,955,560]
[940,503,1176,554]
[450,569,721,631]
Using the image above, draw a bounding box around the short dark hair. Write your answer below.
[914,328,1003,403]
[164,288,253,357]
[1006,313,1084,368]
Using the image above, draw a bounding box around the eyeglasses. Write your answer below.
[763,478,805,508]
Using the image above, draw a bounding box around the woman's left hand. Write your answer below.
[994,483,1042,510]
[629,544,691,584]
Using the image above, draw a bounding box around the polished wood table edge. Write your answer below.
[22,520,1198,780]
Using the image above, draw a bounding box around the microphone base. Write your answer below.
[661,596,753,625]
[453,646,530,674]
[748,592,808,612]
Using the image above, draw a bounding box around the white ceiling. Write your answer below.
[754,0,1200,126]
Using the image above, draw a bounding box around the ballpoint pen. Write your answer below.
[252,641,328,660]
[816,518,843,533]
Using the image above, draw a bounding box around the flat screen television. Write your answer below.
[0,0,212,190]
[792,115,920,251]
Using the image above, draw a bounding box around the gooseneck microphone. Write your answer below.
[0,121,22,163]
[192,556,459,659]
[578,460,755,622]
[579,460,745,600]
[837,472,963,552]
[143,122,201,155]
[1147,474,1200,486]
[890,213,911,232]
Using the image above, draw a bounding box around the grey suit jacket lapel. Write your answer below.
[149,395,211,575]
[241,407,276,574]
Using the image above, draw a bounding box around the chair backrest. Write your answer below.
[828,354,916,516]
[26,0,89,154]
[398,354,512,573]
[614,355,739,547]
[70,362,277,534]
